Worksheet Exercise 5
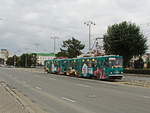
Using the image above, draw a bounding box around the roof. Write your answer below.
[44,55,122,62]
[1,49,8,51]
[33,53,55,57]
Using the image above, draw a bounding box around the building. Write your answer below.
[0,49,9,65]
[34,53,55,65]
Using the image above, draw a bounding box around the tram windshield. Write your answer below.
[108,57,123,67]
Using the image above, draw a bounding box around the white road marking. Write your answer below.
[35,86,42,90]
[61,97,76,103]
[76,83,92,88]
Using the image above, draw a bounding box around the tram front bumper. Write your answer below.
[109,74,124,79]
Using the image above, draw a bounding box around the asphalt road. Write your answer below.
[0,67,150,113]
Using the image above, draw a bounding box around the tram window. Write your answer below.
[92,63,94,67]
[91,61,96,67]
[104,60,109,67]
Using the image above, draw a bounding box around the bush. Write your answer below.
[147,61,150,68]
[134,57,144,69]
[124,69,150,74]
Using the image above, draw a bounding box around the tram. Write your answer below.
[44,55,123,80]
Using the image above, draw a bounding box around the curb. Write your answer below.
[124,73,150,78]
[1,82,47,113]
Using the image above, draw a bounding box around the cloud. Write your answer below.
[0,0,150,54]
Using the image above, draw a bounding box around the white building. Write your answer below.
[34,53,55,65]
[0,49,9,64]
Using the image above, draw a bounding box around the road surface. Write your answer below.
[0,67,150,113]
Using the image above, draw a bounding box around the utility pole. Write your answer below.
[51,36,59,54]
[24,48,30,68]
[25,54,28,67]
[14,55,16,67]
[13,50,21,68]
[84,21,96,52]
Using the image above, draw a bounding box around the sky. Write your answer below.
[0,0,150,55]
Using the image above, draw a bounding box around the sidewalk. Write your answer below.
[125,73,150,78]
[0,81,29,113]
[118,74,150,88]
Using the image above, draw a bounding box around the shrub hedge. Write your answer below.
[124,69,150,75]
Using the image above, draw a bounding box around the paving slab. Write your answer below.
[0,82,29,113]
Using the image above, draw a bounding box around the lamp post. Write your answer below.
[13,49,21,68]
[24,48,30,68]
[51,36,59,54]
[84,21,96,52]
[14,55,16,67]
[25,54,28,67]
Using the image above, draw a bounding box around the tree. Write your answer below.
[56,37,85,58]
[103,21,148,67]
[0,58,4,65]
[147,57,150,68]
[19,53,37,67]
[6,55,19,66]
[19,54,26,67]
[6,54,37,67]
[6,57,14,66]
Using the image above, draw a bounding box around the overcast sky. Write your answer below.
[0,0,150,55]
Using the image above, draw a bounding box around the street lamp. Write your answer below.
[14,55,16,67]
[84,21,96,51]
[51,36,59,54]
[13,49,21,68]
[25,54,28,67]
[24,48,31,67]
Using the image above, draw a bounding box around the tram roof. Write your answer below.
[78,55,122,59]
[44,55,122,62]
